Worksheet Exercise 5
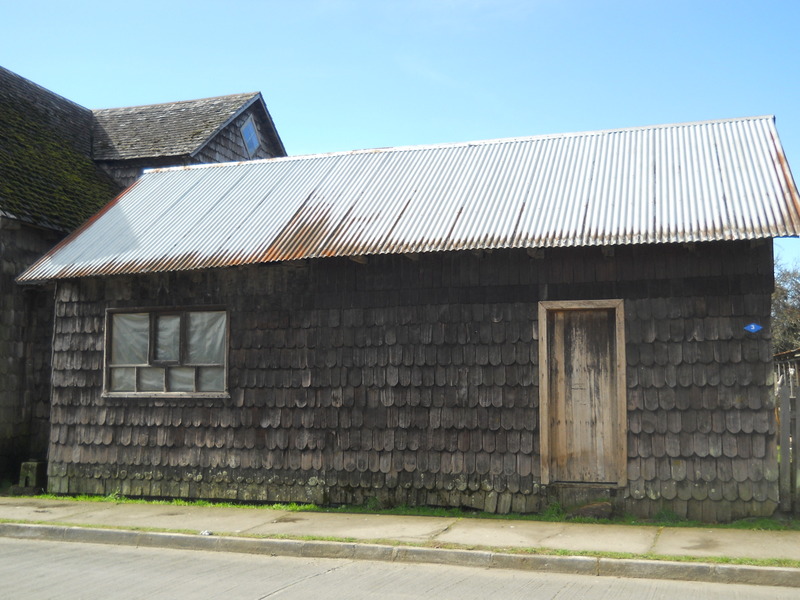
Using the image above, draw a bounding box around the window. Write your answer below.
[240,116,260,157]
[106,309,227,395]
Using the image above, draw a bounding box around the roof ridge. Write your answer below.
[92,91,260,113]
[0,65,91,114]
[144,115,776,175]
[19,114,800,283]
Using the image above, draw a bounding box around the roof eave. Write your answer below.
[189,93,286,159]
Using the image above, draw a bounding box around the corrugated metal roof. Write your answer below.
[18,115,800,283]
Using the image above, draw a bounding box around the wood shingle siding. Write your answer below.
[47,241,776,520]
[1,65,286,481]
[0,218,61,475]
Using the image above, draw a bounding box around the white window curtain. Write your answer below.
[111,313,148,365]
[187,312,226,364]
[107,310,226,394]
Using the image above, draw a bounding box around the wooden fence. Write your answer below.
[775,356,800,513]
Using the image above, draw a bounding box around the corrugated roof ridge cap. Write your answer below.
[283,116,779,158]
[137,116,781,182]
[141,115,777,176]
[381,115,779,151]
[142,151,359,175]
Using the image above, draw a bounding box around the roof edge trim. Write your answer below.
[188,93,262,158]
[146,115,777,176]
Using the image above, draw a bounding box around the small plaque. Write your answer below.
[743,323,763,333]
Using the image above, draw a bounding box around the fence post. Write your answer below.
[779,380,791,513]
[794,386,800,515]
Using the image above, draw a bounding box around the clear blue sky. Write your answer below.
[3,0,800,265]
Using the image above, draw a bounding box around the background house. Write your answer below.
[92,91,285,187]
[0,66,285,483]
[19,116,800,520]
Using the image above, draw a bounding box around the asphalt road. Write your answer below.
[1,538,797,600]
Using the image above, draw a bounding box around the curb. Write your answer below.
[1,522,799,588]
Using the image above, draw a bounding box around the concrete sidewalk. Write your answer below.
[1,496,799,588]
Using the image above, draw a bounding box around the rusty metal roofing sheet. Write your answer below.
[18,115,800,283]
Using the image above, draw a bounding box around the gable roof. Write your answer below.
[0,66,122,231]
[1,66,285,232]
[19,115,800,283]
[91,92,284,160]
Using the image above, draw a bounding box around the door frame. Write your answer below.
[538,299,627,486]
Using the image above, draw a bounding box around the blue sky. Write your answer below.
[3,0,800,265]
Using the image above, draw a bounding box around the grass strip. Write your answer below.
[24,493,800,531]
[2,516,799,570]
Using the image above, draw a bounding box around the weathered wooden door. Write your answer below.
[539,300,626,486]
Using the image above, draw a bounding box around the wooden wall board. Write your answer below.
[44,241,778,520]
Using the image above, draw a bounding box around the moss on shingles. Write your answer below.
[0,96,121,231]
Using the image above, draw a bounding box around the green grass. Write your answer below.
[2,514,799,570]
[24,492,800,531]
[33,493,323,512]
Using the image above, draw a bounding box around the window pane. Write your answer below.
[110,367,136,391]
[111,313,148,364]
[138,367,165,391]
[155,315,180,362]
[197,367,225,392]
[168,367,195,392]
[187,311,225,364]
[241,119,260,156]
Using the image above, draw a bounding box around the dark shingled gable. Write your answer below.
[91,93,263,160]
[0,68,122,231]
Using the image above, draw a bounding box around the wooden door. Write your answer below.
[539,300,626,486]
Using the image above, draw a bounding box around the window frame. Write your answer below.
[103,306,229,398]
[240,115,261,158]
[538,299,627,487]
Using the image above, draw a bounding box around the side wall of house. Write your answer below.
[0,218,61,481]
[47,241,776,521]
[93,157,191,190]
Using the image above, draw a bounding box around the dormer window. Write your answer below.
[240,116,261,157]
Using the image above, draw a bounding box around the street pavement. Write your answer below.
[0,496,799,588]
[4,537,799,600]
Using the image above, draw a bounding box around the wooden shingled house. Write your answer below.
[91,90,285,187]
[1,66,120,482]
[0,65,285,484]
[18,116,800,521]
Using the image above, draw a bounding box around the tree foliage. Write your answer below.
[772,262,800,354]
